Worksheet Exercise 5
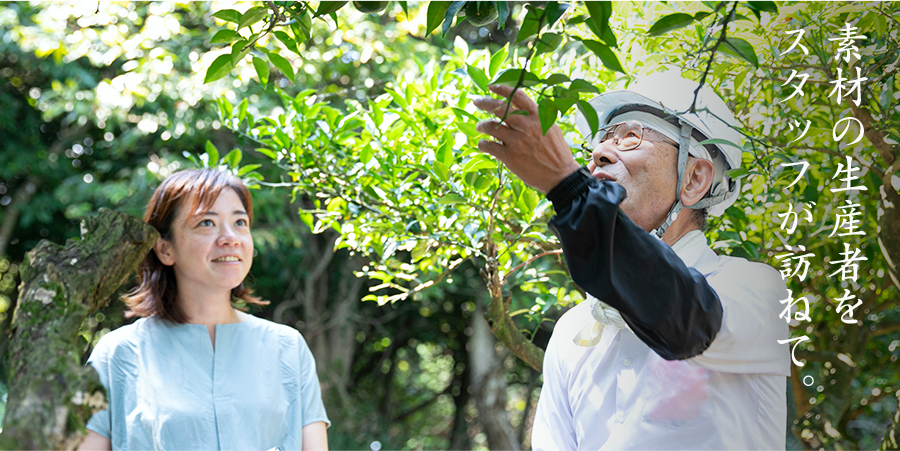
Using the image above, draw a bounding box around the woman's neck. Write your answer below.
[176,286,240,326]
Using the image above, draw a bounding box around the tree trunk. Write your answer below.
[0,209,157,450]
[471,301,521,451]
[881,392,900,451]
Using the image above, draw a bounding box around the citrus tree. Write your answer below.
[202,1,900,448]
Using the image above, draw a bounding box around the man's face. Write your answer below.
[586,122,679,231]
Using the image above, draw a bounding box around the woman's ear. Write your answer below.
[680,157,715,208]
[154,237,175,266]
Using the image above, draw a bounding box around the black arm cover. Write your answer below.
[547,168,723,360]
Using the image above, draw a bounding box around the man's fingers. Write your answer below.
[488,84,538,114]
[476,120,519,144]
[477,140,507,160]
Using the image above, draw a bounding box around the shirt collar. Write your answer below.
[670,229,707,269]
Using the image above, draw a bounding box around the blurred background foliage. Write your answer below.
[0,1,899,450]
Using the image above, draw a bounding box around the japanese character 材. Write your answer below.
[829,199,866,237]
[777,202,816,234]
[829,67,868,106]
[834,289,863,325]
[783,29,809,56]
[829,243,868,282]
[829,22,866,64]
[831,156,868,192]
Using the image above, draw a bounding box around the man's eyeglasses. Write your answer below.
[581,121,679,161]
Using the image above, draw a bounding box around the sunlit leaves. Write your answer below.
[425,1,451,35]
[648,13,696,36]
[721,37,759,67]
[204,54,234,83]
[210,29,241,44]
[537,97,559,135]
[578,39,625,73]
[252,55,270,85]
[238,6,268,30]
[212,9,241,24]
[268,52,294,83]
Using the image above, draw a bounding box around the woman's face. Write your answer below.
[154,188,253,297]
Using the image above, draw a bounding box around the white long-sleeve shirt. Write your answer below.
[532,232,791,450]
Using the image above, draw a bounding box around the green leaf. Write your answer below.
[544,1,568,28]
[255,148,277,160]
[467,64,489,92]
[516,5,541,43]
[697,138,742,149]
[497,1,509,29]
[436,135,454,167]
[535,32,563,54]
[488,43,509,79]
[223,148,242,168]
[252,55,269,86]
[204,53,234,83]
[433,161,449,181]
[230,39,249,65]
[315,1,348,17]
[491,68,542,87]
[273,30,299,54]
[210,29,241,44]
[398,1,409,16]
[237,164,262,176]
[576,100,599,138]
[238,6,268,29]
[725,167,749,179]
[569,79,599,93]
[580,40,625,73]
[648,13,695,36]
[538,96,559,135]
[746,1,778,14]
[442,1,466,36]
[544,73,571,85]
[721,37,759,67]
[584,1,611,40]
[462,154,496,173]
[205,141,220,165]
[212,9,242,24]
[426,1,451,35]
[554,95,577,114]
[694,11,711,21]
[268,52,295,82]
[438,193,467,204]
[290,11,313,45]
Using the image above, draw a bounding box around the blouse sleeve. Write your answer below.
[85,338,113,439]
[297,334,330,428]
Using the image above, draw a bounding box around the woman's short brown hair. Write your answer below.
[123,168,267,323]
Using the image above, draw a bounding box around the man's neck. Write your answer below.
[660,214,701,246]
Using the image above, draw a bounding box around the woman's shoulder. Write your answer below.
[88,317,159,365]
[237,311,309,346]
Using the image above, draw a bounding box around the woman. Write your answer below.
[78,169,329,450]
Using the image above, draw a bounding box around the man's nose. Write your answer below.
[592,140,619,166]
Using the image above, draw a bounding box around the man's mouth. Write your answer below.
[591,167,617,182]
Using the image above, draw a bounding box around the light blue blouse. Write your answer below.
[86,312,329,450]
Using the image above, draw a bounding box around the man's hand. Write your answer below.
[473,85,581,193]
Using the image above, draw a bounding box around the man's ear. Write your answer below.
[154,237,176,266]
[680,157,715,208]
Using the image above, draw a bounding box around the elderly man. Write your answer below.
[473,72,790,449]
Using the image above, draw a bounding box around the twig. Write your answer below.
[502,249,563,285]
[690,1,739,112]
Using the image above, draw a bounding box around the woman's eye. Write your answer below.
[199,219,214,227]
[236,218,248,227]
